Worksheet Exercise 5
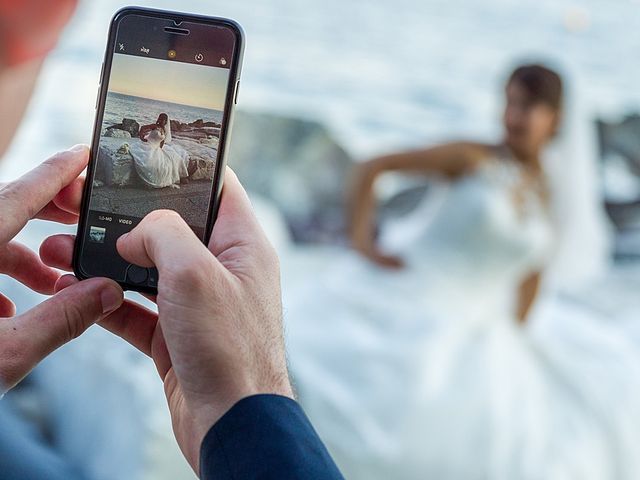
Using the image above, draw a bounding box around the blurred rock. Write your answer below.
[173,138,216,180]
[187,119,221,129]
[95,137,135,187]
[170,119,221,140]
[173,130,210,141]
[598,114,640,174]
[598,114,640,232]
[94,137,216,187]
[104,128,131,139]
[107,118,140,138]
[228,111,354,243]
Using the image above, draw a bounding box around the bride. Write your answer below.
[279,65,640,479]
[130,113,190,189]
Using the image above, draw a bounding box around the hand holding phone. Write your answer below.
[74,7,244,293]
[0,146,124,395]
[42,168,292,472]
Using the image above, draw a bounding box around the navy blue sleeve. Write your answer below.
[199,394,344,480]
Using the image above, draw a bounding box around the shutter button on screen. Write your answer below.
[126,265,148,284]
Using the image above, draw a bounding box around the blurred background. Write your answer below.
[2,1,640,479]
[4,0,640,247]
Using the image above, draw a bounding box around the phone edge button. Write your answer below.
[234,80,240,104]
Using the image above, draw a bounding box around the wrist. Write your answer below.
[197,394,304,478]
[189,377,295,442]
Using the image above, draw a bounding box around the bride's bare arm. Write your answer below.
[516,271,541,324]
[348,142,488,267]
[362,142,488,179]
[139,124,157,141]
[348,162,404,268]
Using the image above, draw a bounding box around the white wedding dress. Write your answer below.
[279,157,640,479]
[130,118,190,188]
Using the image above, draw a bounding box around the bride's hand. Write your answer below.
[371,252,404,269]
[351,219,404,268]
[356,245,405,269]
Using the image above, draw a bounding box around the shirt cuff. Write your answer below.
[199,394,343,480]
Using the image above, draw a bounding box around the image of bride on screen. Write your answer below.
[130,112,190,189]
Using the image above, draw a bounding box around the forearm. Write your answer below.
[364,143,479,178]
[347,146,458,249]
[517,271,541,324]
[348,163,378,250]
[139,125,154,140]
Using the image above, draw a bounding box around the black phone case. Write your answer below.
[73,6,245,294]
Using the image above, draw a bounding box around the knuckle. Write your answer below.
[162,253,219,299]
[40,151,79,192]
[0,335,26,387]
[41,154,68,182]
[166,260,213,290]
[143,210,187,234]
[58,301,88,341]
[0,186,30,241]
[0,181,19,206]
[143,209,189,238]
[259,238,280,273]
[144,209,167,222]
[146,209,182,223]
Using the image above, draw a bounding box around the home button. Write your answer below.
[126,265,149,284]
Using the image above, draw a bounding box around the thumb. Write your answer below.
[208,167,266,256]
[0,277,123,391]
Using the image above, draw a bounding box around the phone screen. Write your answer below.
[76,12,240,288]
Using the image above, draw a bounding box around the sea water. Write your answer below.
[102,92,224,132]
[1,0,638,180]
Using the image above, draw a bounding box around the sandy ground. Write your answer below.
[89,180,212,226]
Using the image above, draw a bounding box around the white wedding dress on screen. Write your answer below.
[279,156,640,480]
[130,116,190,188]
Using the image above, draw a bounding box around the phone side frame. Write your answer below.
[72,6,245,294]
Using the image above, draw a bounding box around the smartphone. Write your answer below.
[73,7,244,294]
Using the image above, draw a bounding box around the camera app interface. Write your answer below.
[80,15,237,283]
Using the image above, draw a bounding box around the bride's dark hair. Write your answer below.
[156,113,168,127]
[507,64,563,111]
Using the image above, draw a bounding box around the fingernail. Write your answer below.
[69,144,88,152]
[100,286,123,315]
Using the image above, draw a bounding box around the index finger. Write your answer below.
[0,144,88,245]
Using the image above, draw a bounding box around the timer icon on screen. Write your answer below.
[195,53,204,62]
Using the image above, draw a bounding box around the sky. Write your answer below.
[107,53,229,110]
